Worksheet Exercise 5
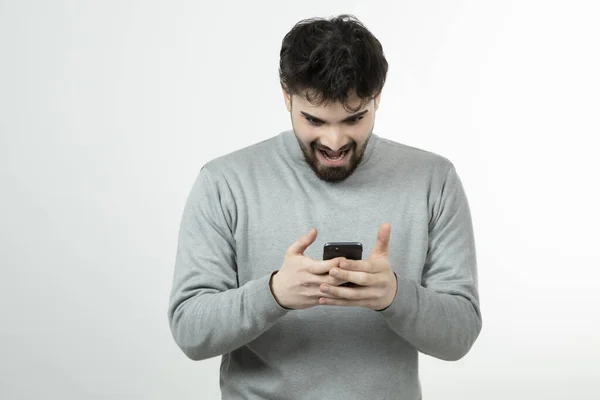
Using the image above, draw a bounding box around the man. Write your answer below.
[168,14,481,400]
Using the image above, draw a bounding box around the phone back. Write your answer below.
[323,242,363,260]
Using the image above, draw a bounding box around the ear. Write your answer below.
[374,91,382,111]
[282,86,292,112]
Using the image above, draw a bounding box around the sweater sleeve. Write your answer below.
[378,165,482,361]
[167,166,290,361]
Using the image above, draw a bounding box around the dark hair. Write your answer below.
[279,14,388,112]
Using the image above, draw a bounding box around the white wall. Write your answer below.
[1,1,599,399]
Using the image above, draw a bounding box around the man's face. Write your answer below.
[283,89,380,183]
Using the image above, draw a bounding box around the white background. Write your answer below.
[1,0,599,399]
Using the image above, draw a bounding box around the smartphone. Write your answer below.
[323,242,362,287]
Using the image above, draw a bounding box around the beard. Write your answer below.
[292,128,372,183]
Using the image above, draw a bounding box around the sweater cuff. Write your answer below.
[245,272,291,319]
[377,276,418,327]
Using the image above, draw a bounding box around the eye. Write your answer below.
[305,116,323,126]
[347,116,364,124]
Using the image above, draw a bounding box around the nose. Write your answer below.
[318,128,350,152]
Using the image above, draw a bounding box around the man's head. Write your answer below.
[279,14,388,183]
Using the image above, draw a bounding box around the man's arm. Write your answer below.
[378,165,482,361]
[167,166,289,361]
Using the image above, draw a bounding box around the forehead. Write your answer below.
[295,90,368,113]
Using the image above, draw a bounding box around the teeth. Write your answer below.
[322,150,347,161]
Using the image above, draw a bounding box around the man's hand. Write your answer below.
[318,223,398,311]
[270,228,351,310]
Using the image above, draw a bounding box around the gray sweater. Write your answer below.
[168,129,482,400]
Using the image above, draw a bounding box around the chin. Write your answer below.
[312,152,362,183]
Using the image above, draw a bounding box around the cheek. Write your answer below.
[293,123,319,142]
[355,118,375,137]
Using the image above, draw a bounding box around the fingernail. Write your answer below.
[330,269,339,276]
[340,262,348,269]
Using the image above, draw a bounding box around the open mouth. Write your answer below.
[320,150,348,161]
[317,148,351,165]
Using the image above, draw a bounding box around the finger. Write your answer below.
[317,291,346,299]
[372,223,391,257]
[304,268,349,286]
[318,297,373,307]
[286,228,318,256]
[319,283,373,300]
[339,259,375,273]
[324,275,351,286]
[307,257,345,275]
[329,267,372,286]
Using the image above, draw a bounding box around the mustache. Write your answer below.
[312,142,355,152]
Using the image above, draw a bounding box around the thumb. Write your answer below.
[371,223,391,258]
[287,228,318,256]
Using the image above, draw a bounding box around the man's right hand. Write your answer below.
[270,228,348,310]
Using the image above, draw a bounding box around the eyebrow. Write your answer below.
[300,109,369,123]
